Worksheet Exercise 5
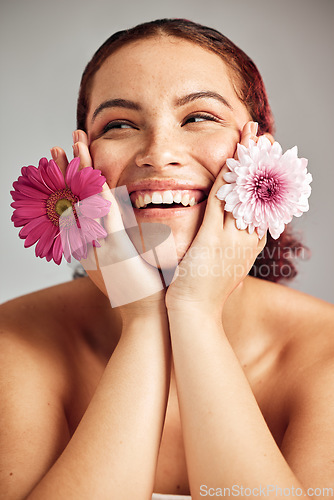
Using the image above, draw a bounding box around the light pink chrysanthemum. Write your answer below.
[11,157,111,264]
[216,137,312,239]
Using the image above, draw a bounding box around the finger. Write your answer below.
[237,121,258,153]
[72,140,93,170]
[72,131,121,235]
[208,120,258,198]
[50,147,69,177]
[73,129,89,147]
[100,186,126,235]
[263,132,275,144]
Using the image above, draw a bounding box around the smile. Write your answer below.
[129,189,207,209]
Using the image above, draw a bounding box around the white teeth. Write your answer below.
[138,194,144,207]
[181,193,190,206]
[162,190,174,204]
[133,190,200,208]
[152,192,163,204]
[143,193,151,205]
[173,192,182,203]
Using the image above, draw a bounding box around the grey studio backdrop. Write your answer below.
[1,0,333,304]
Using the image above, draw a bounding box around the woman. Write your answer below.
[1,18,334,500]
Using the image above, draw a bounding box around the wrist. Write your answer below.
[119,310,172,369]
[167,307,226,346]
[121,305,169,331]
[167,301,223,326]
[120,291,167,321]
[166,295,225,318]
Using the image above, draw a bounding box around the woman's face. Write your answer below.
[86,36,250,259]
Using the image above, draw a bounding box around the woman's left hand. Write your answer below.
[166,121,268,316]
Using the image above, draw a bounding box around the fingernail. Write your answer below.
[50,148,58,160]
[72,143,79,156]
[250,122,258,135]
[72,131,79,144]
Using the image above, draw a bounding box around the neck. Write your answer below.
[222,277,247,337]
[88,273,257,366]
[221,275,261,361]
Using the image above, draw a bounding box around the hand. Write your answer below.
[166,121,268,316]
[51,130,168,320]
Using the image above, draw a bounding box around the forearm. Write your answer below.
[168,308,307,499]
[27,313,171,500]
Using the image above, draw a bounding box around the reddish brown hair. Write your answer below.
[76,18,308,283]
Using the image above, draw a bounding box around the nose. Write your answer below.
[135,129,186,170]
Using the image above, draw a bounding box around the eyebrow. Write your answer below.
[174,91,233,110]
[92,98,142,123]
[91,90,233,123]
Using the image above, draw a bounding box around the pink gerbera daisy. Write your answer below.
[216,136,312,239]
[11,157,110,264]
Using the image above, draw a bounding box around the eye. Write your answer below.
[184,113,220,125]
[102,121,134,133]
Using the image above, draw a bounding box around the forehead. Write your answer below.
[88,36,243,117]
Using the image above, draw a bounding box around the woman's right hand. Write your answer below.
[51,130,169,321]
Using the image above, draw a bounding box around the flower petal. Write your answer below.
[220,138,311,239]
[35,223,58,258]
[68,224,87,260]
[12,206,46,220]
[77,194,110,219]
[46,160,66,190]
[223,171,238,183]
[79,217,107,243]
[216,184,234,200]
[12,181,49,200]
[270,141,283,158]
[19,215,50,241]
[257,135,272,151]
[226,158,240,171]
[65,157,81,186]
[51,234,63,265]
[78,171,106,199]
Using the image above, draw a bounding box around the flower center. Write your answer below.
[254,173,280,202]
[55,198,72,215]
[46,188,79,226]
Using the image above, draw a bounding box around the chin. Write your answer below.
[128,200,206,273]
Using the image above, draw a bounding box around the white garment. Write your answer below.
[152,494,192,500]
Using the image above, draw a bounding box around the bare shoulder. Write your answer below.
[0,276,108,337]
[246,275,334,335]
[245,275,334,385]
[0,278,113,393]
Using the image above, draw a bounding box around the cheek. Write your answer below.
[197,131,239,177]
[89,142,127,188]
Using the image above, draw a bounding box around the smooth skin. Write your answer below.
[1,36,334,500]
